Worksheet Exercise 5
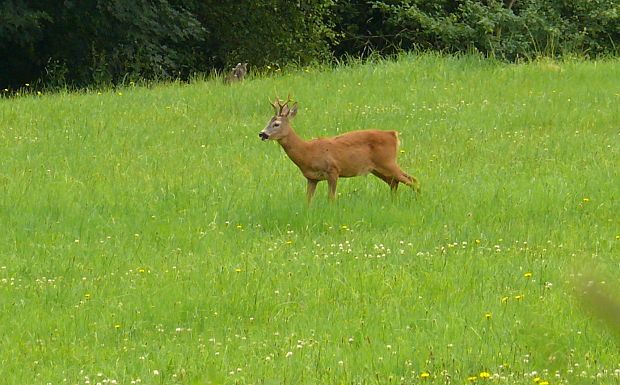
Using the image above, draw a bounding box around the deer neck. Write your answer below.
[278,126,310,167]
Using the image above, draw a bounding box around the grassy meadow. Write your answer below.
[0,54,618,385]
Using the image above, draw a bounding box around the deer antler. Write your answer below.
[270,96,279,114]
[281,94,292,110]
[271,94,293,115]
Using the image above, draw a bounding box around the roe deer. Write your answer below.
[259,97,420,202]
[225,62,248,83]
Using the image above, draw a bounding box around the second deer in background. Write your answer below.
[225,63,248,84]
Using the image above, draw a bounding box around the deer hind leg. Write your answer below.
[400,171,421,192]
[372,171,399,195]
[374,165,421,193]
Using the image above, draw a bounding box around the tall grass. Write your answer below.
[0,54,618,385]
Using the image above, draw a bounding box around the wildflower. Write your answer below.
[400,150,406,153]
[236,225,243,229]
[501,296,509,303]
[582,198,590,202]
[117,92,123,96]
[25,83,30,87]
[515,295,523,300]
[475,239,481,244]
[484,313,492,320]
[267,65,272,69]
[37,91,42,96]
[153,370,160,376]
[114,324,121,329]
[468,376,477,381]
[479,372,491,379]
[85,293,92,299]
[615,235,620,240]
[235,268,242,273]
[341,225,348,230]
[524,272,533,278]
[420,372,430,379]
[285,351,293,358]
[539,382,549,385]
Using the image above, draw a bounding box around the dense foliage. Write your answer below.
[1,0,619,89]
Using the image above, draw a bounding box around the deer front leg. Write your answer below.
[327,171,338,201]
[306,178,318,204]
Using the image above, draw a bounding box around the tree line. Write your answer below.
[1,0,618,90]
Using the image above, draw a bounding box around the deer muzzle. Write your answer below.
[259,132,269,141]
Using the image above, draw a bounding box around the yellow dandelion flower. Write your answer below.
[501,296,509,303]
[615,234,620,240]
[582,197,590,202]
[539,381,549,385]
[532,378,540,383]
[84,293,92,299]
[117,92,123,96]
[236,225,243,229]
[479,372,491,379]
[524,272,533,278]
[475,239,481,244]
[515,295,523,300]
[484,313,492,319]
[266,65,272,69]
[467,376,477,382]
[400,149,406,153]
[420,372,430,379]
[341,225,348,230]
[37,91,42,96]
[114,324,121,329]
[25,83,30,87]
[235,268,242,273]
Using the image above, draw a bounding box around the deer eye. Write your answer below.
[273,122,280,127]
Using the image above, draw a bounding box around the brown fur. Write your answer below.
[260,97,420,202]
[224,62,248,83]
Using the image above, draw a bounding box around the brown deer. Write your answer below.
[259,97,420,202]
[224,62,248,83]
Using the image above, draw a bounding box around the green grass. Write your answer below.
[0,53,618,385]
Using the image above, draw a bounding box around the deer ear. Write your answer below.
[288,102,298,118]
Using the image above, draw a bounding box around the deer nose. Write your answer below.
[259,132,269,141]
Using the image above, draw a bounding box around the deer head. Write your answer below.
[259,96,298,141]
